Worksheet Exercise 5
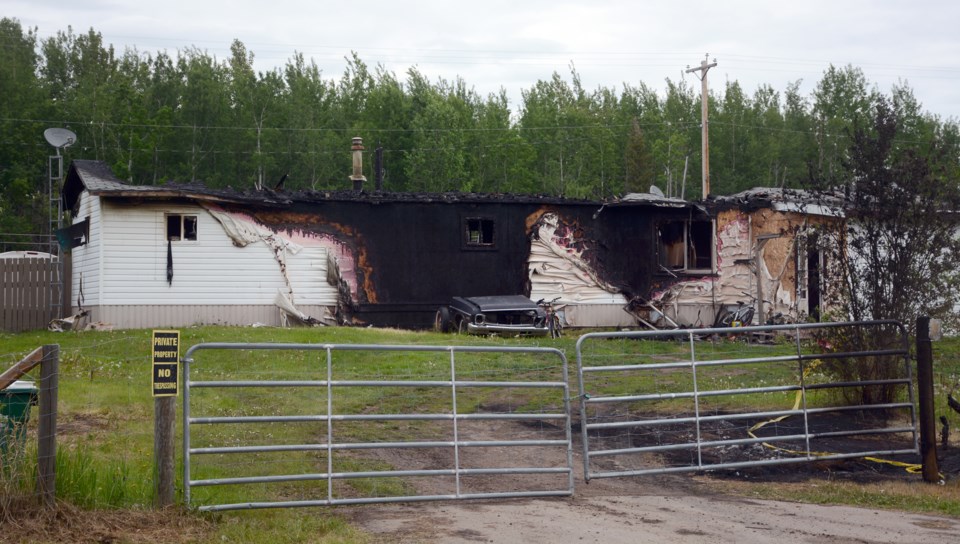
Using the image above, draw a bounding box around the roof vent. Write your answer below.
[350,137,366,192]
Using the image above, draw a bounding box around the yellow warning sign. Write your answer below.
[152,330,180,397]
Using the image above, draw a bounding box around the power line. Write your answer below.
[0,119,939,154]
[0,116,701,134]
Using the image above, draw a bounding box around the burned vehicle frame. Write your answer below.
[435,295,549,336]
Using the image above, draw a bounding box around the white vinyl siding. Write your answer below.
[70,193,103,309]
[97,201,337,307]
[285,248,338,306]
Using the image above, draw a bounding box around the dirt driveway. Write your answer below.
[353,487,958,543]
[348,425,959,543]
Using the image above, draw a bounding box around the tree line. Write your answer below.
[2,17,959,242]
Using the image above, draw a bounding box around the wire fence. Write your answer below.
[0,333,159,516]
[0,234,57,255]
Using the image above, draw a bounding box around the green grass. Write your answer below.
[575,332,858,417]
[199,509,367,544]
[53,445,150,508]
[3,325,960,540]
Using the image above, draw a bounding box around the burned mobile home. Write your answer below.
[639,187,839,329]
[60,150,725,330]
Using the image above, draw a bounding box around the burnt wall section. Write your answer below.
[599,206,694,298]
[235,199,669,328]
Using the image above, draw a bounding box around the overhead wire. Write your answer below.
[0,116,701,134]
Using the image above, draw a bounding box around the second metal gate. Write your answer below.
[575,321,919,480]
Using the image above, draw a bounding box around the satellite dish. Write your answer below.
[649,185,665,198]
[43,128,77,149]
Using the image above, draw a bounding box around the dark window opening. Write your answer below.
[802,233,826,322]
[57,217,89,249]
[659,219,714,272]
[689,221,713,270]
[465,218,495,247]
[167,214,198,241]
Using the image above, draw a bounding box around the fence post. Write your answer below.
[37,344,59,508]
[155,396,175,507]
[916,316,940,483]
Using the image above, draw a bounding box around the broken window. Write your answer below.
[464,217,495,248]
[796,231,826,321]
[166,214,198,241]
[659,219,714,272]
[56,217,89,249]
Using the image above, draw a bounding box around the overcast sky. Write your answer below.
[11,0,960,119]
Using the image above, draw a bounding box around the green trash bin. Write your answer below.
[0,380,39,462]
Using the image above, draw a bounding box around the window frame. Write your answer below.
[462,216,497,251]
[657,217,715,274]
[166,213,199,242]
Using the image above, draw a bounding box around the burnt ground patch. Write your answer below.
[583,410,936,485]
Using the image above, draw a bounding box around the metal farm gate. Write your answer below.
[575,321,920,480]
[183,343,574,512]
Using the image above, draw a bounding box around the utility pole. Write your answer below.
[685,54,717,199]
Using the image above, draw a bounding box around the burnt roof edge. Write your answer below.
[64,160,718,212]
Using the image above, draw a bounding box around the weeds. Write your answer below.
[0,431,33,522]
[54,446,151,508]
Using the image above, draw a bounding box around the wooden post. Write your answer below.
[0,346,44,390]
[155,396,175,507]
[37,344,59,508]
[916,316,940,483]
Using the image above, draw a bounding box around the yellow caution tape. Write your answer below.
[746,359,929,476]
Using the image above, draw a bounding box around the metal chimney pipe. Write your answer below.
[350,137,366,191]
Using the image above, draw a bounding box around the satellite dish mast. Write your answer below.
[42,127,76,320]
[44,127,77,231]
[44,127,77,246]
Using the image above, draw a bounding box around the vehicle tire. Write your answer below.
[455,315,466,334]
[435,307,452,333]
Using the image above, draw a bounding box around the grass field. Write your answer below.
[2,324,960,542]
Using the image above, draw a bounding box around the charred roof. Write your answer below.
[710,187,844,217]
[63,160,706,214]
